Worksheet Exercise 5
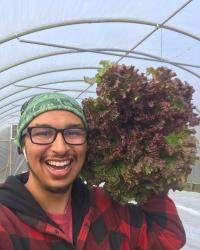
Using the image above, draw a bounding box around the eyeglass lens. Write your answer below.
[30,127,86,145]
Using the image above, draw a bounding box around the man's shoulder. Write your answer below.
[0,203,18,225]
[73,178,126,215]
[89,186,125,212]
[90,186,111,200]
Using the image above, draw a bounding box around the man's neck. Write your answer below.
[25,179,72,214]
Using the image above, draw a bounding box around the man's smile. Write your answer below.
[46,160,72,168]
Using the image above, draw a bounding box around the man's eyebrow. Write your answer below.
[31,123,84,128]
[65,124,84,129]
[30,123,51,127]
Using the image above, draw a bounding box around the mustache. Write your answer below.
[41,152,77,160]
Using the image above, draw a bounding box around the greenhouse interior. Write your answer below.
[0,1,200,249]
[0,0,199,185]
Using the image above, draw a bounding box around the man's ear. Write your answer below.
[22,147,28,162]
[18,147,23,154]
[18,136,25,154]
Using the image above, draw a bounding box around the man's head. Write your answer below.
[15,92,87,151]
[15,92,88,194]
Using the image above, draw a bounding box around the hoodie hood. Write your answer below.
[0,172,90,237]
[0,172,54,225]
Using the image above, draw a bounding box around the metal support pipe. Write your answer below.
[1,48,199,74]
[116,0,193,63]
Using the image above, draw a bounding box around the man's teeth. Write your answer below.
[47,160,71,167]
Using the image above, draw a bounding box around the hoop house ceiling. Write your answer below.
[0,0,200,129]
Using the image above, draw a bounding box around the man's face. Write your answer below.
[23,110,87,194]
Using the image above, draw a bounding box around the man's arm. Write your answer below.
[128,194,186,249]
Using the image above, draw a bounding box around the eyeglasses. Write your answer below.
[22,126,87,145]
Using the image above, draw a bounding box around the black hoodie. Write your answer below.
[0,172,90,244]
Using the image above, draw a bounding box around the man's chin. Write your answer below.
[27,162,72,194]
[44,184,71,194]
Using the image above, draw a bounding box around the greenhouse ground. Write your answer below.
[169,190,200,250]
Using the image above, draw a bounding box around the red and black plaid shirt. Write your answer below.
[0,173,185,250]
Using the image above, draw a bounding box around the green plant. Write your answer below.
[81,62,200,204]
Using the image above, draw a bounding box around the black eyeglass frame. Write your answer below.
[21,126,88,146]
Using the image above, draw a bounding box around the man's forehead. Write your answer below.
[28,110,84,126]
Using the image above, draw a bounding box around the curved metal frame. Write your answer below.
[0,79,95,116]
[0,48,199,74]
[0,66,99,91]
[18,41,200,78]
[0,90,87,123]
[0,48,199,97]
[0,0,199,126]
[0,51,199,112]
[1,16,199,45]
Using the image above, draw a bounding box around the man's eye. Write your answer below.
[65,129,84,136]
[38,131,49,136]
[32,129,53,137]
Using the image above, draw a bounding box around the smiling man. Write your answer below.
[0,92,186,249]
[22,109,87,215]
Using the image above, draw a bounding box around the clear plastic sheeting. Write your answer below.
[0,127,27,182]
[0,0,199,180]
[169,190,200,250]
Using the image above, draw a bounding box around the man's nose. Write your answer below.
[51,132,70,153]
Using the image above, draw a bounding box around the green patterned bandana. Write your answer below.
[15,92,87,150]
